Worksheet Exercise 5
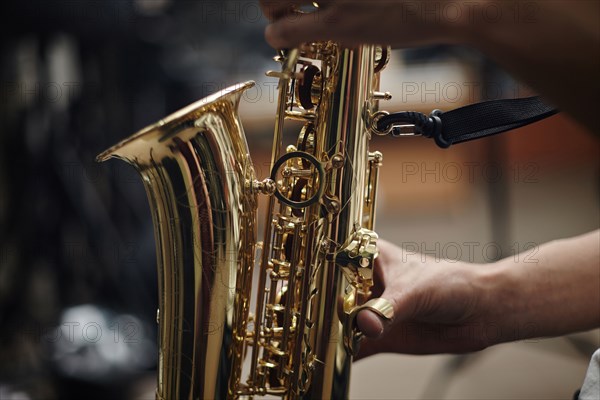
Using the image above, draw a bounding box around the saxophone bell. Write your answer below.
[98,43,394,399]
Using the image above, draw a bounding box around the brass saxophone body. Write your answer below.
[97,42,393,399]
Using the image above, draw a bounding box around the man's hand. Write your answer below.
[355,231,600,360]
[259,0,465,49]
[259,0,600,134]
[355,239,495,359]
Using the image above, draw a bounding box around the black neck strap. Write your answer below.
[376,96,558,148]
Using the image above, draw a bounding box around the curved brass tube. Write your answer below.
[98,82,257,400]
[98,42,392,399]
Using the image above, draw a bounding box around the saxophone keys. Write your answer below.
[270,151,325,209]
[331,153,344,168]
[323,195,341,215]
[368,151,383,166]
[281,166,313,178]
[374,45,392,73]
[251,178,276,196]
[265,70,292,80]
[373,91,392,101]
[284,110,316,121]
[296,65,322,110]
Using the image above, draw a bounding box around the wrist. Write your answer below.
[475,258,526,346]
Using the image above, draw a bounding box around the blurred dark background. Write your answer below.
[0,1,598,399]
[0,1,272,398]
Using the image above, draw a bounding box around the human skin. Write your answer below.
[355,232,600,358]
[259,0,600,134]
[259,0,600,357]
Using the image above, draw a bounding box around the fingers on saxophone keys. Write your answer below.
[265,12,331,49]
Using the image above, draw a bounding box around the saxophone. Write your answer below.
[97,42,395,399]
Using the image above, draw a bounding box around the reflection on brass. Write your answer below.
[344,297,395,356]
[97,41,393,399]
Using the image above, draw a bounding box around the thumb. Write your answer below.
[356,308,385,338]
[355,296,398,339]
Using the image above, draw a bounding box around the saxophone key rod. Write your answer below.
[96,38,395,398]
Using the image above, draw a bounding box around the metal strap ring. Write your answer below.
[370,110,392,136]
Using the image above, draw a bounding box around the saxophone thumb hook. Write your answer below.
[344,298,395,356]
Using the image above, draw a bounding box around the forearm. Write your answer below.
[463,0,600,132]
[482,230,600,344]
[262,0,600,133]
